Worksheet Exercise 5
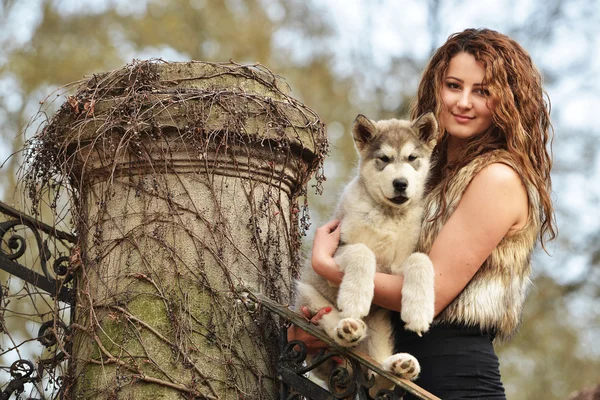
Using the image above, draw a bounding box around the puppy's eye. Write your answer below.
[379,155,390,163]
[408,154,418,161]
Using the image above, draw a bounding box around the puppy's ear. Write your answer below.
[352,114,377,151]
[412,112,438,150]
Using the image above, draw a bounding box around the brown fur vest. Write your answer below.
[418,150,540,341]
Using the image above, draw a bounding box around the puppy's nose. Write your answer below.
[393,178,408,192]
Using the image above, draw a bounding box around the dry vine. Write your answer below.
[18,59,328,399]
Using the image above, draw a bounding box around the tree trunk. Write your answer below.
[31,61,326,399]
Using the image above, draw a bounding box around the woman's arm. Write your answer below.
[315,163,529,316]
[311,219,344,285]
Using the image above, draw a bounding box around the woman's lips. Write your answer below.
[453,113,474,123]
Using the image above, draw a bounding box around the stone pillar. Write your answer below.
[33,61,326,399]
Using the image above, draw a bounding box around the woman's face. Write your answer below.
[440,52,496,145]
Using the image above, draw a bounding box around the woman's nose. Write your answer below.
[457,92,472,109]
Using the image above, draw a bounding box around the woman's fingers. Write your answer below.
[288,324,329,349]
[319,219,341,233]
[299,306,332,325]
[312,221,343,283]
[288,306,334,352]
[300,306,312,320]
[313,221,342,257]
[310,306,332,324]
[315,220,341,241]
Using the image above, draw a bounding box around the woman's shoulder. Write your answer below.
[446,150,524,195]
[473,161,524,187]
[457,150,528,190]
[467,161,529,233]
[463,161,527,203]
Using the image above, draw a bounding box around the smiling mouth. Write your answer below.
[453,113,474,121]
[388,195,409,205]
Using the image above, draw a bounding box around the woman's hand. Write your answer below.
[311,220,343,285]
[287,306,332,353]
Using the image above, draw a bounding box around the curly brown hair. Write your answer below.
[411,28,556,247]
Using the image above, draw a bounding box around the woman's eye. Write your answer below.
[475,88,491,96]
[379,155,390,163]
[446,82,460,90]
[408,154,418,162]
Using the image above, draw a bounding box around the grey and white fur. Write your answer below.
[295,112,437,390]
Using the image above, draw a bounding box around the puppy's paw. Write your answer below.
[401,307,432,337]
[400,253,434,336]
[332,317,367,347]
[382,353,420,381]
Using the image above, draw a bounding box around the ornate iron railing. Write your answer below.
[0,201,438,399]
[241,291,440,400]
[0,201,76,400]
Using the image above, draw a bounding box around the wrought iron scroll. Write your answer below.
[0,201,76,304]
[0,200,76,399]
[239,290,441,400]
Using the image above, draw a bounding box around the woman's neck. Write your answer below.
[446,136,466,163]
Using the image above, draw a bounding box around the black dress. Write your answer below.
[393,315,506,400]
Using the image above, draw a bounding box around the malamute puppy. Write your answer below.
[295,112,437,387]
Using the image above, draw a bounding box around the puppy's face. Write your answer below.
[352,113,437,208]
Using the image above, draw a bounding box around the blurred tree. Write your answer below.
[498,275,600,399]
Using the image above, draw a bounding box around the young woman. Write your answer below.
[289,28,556,399]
